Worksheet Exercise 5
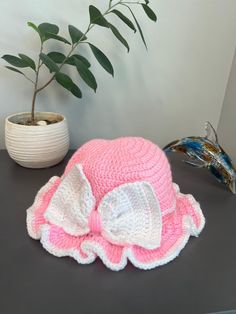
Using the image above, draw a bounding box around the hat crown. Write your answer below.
[64,137,175,215]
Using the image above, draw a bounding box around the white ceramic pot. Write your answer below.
[5,112,69,168]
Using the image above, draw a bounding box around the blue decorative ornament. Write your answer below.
[164,122,236,194]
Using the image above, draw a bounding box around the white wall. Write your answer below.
[0,0,236,149]
[218,48,236,164]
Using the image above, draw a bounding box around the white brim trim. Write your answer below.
[36,184,205,271]
[27,176,60,240]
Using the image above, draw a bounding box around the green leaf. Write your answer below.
[108,23,130,52]
[18,54,36,70]
[27,21,42,40]
[39,53,59,73]
[89,44,114,76]
[48,52,91,68]
[74,58,97,92]
[141,4,157,22]
[111,10,136,32]
[68,25,87,44]
[70,84,83,98]
[44,32,71,44]
[38,23,59,42]
[5,66,24,75]
[2,55,29,68]
[55,72,72,89]
[123,5,147,49]
[55,72,82,98]
[66,55,91,68]
[89,5,109,28]
[38,23,59,35]
[47,52,66,63]
[144,0,150,4]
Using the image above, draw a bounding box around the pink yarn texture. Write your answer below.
[27,137,205,271]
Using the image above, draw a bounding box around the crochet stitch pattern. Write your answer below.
[27,137,205,271]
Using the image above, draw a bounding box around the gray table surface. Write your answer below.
[0,150,236,314]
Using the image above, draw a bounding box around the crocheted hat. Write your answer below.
[27,137,205,271]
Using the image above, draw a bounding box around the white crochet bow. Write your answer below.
[45,164,162,249]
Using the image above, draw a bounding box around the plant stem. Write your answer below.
[31,43,43,124]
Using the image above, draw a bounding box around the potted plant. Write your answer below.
[2,0,156,168]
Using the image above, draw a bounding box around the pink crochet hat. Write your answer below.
[27,137,205,271]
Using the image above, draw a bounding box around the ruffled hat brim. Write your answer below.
[27,178,205,271]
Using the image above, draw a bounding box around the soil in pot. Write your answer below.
[13,114,63,126]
